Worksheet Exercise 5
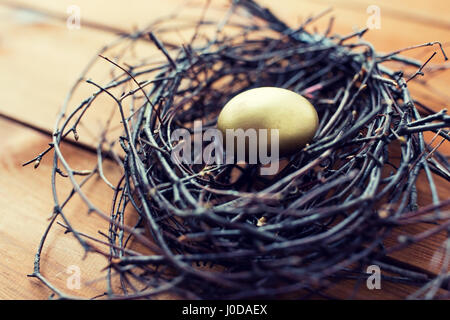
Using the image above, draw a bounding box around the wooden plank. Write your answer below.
[4,0,448,53]
[258,0,450,111]
[0,6,118,147]
[0,0,448,135]
[0,2,222,148]
[0,0,193,31]
[0,117,126,299]
[317,0,450,30]
[0,116,418,300]
[0,0,448,299]
[0,0,447,144]
[0,116,447,299]
[4,0,449,33]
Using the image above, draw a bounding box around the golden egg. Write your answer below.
[217,87,319,156]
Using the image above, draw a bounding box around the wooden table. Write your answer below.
[0,0,448,299]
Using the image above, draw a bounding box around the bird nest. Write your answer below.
[27,0,450,299]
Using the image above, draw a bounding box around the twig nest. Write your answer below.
[31,0,450,300]
[217,87,319,156]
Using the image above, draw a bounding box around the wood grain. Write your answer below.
[0,119,425,300]
[0,0,448,299]
[0,0,448,135]
[0,117,115,299]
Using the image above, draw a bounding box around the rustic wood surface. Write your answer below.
[0,0,448,299]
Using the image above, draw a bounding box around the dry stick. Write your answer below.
[98,54,162,123]
[407,52,437,83]
[379,41,448,61]
[27,0,450,299]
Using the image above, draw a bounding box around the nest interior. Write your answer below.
[28,0,450,299]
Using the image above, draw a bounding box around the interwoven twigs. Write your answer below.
[26,0,450,299]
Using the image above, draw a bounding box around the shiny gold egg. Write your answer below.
[217,87,319,156]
